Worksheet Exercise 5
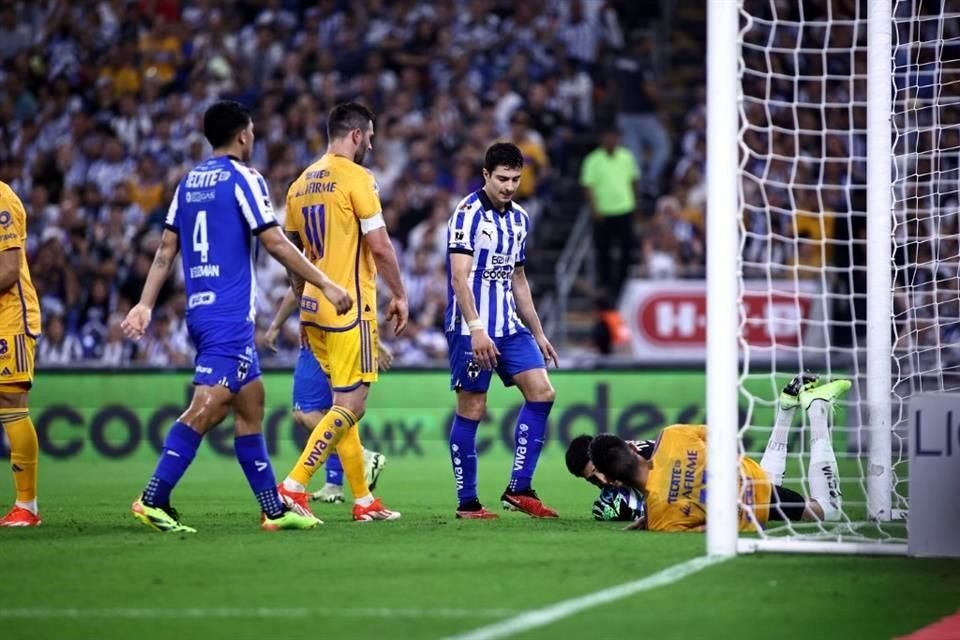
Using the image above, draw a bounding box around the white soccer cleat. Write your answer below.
[311,483,345,504]
[363,449,387,491]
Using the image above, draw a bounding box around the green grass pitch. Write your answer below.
[1,451,957,640]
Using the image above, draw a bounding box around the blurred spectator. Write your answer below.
[37,314,82,365]
[556,56,594,126]
[0,6,31,62]
[138,309,192,367]
[389,246,448,365]
[2,0,649,366]
[642,195,703,279]
[97,313,136,367]
[611,34,670,197]
[407,196,450,266]
[507,111,549,223]
[139,15,183,88]
[580,126,640,301]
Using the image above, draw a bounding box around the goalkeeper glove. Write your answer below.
[592,486,645,522]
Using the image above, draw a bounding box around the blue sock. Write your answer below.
[450,414,480,506]
[143,421,202,507]
[235,434,285,518]
[325,453,344,486]
[508,401,553,493]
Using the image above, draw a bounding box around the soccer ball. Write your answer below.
[592,486,645,522]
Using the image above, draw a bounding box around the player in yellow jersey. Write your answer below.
[277,102,408,522]
[264,285,391,505]
[588,374,848,532]
[0,181,42,527]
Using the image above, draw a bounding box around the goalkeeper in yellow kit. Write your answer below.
[589,374,848,531]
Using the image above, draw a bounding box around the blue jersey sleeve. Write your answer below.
[233,165,278,234]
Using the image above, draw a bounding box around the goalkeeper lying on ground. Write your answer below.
[565,436,654,523]
[587,374,847,531]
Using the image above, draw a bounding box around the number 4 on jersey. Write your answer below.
[193,210,209,263]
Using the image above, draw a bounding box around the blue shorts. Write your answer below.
[292,346,333,413]
[192,344,261,394]
[447,330,545,392]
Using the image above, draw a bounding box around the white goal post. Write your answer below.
[707,0,960,555]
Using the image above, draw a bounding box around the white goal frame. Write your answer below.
[706,0,908,556]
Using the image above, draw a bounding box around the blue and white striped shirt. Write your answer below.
[445,190,530,337]
[165,155,278,355]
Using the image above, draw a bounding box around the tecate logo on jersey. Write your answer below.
[185,169,232,189]
[187,291,216,309]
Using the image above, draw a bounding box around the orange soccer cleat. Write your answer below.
[455,502,500,520]
[277,483,316,520]
[352,498,401,522]
[501,489,559,518]
[0,505,41,527]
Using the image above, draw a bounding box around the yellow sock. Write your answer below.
[1,412,37,508]
[289,406,357,487]
[336,425,370,501]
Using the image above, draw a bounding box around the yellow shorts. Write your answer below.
[0,335,35,389]
[305,320,378,391]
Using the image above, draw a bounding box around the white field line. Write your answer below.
[0,606,518,620]
[444,555,729,640]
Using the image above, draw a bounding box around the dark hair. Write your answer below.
[203,101,252,149]
[601,123,620,137]
[483,142,523,173]
[565,434,594,477]
[327,102,375,141]
[588,434,639,485]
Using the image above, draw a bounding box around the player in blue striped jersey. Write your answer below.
[122,101,352,533]
[446,143,560,520]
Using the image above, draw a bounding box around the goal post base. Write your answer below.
[737,538,909,556]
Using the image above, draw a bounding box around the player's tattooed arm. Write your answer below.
[140,229,180,309]
[284,230,306,297]
[122,229,180,341]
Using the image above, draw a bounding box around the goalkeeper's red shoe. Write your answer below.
[455,501,499,520]
[0,505,41,527]
[501,489,559,518]
[277,484,316,519]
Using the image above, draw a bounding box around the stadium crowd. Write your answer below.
[734,0,960,368]
[1,0,660,367]
[6,0,956,372]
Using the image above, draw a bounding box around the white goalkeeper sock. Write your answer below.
[760,405,795,486]
[807,399,842,521]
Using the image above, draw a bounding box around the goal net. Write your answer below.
[721,0,960,554]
